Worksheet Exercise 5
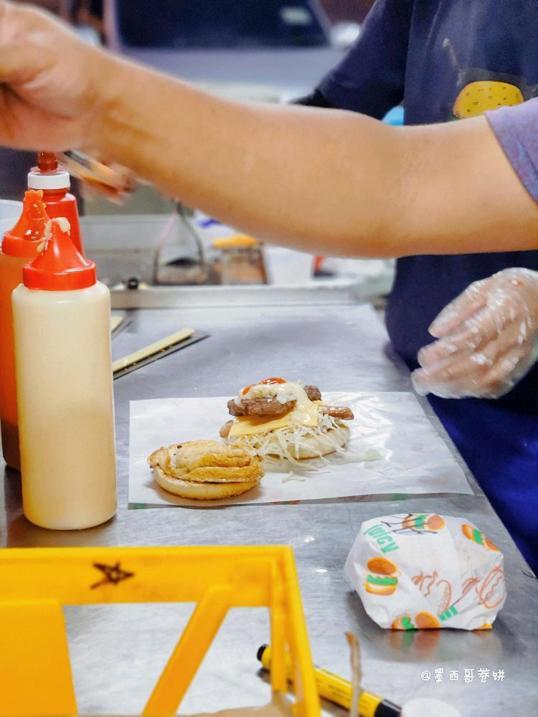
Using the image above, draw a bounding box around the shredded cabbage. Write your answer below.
[228,413,349,472]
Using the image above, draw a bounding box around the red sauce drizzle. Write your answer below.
[240,377,287,396]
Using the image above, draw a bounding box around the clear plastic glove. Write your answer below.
[412,268,538,399]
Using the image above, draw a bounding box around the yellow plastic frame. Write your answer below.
[0,545,320,717]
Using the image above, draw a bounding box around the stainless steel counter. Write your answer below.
[1,287,536,716]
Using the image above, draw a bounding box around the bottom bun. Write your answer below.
[153,466,259,500]
[365,582,397,596]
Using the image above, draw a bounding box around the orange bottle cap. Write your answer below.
[2,190,50,258]
[37,152,59,172]
[23,217,96,291]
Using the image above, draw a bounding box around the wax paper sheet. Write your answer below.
[128,392,473,508]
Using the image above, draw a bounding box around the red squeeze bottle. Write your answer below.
[0,190,49,470]
[27,152,85,255]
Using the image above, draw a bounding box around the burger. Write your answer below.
[402,513,446,534]
[461,523,500,552]
[219,377,354,462]
[364,557,399,596]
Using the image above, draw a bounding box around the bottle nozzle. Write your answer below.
[25,190,50,227]
[37,152,58,172]
[1,190,50,257]
[23,217,96,291]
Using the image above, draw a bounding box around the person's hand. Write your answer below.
[0,0,114,151]
[412,268,538,399]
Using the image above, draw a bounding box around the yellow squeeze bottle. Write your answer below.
[13,217,116,529]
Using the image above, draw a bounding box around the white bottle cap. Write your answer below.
[28,168,70,190]
[402,698,462,717]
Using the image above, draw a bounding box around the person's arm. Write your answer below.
[0,1,536,258]
[94,68,537,258]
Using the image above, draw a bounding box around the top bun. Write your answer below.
[148,440,263,501]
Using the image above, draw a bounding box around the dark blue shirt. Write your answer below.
[318,0,538,571]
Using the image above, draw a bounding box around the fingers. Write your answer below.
[0,45,40,83]
[412,367,447,397]
[429,279,489,338]
[416,268,538,399]
[412,321,533,398]
[0,1,10,26]
[418,301,532,366]
[413,350,494,397]
[419,312,489,365]
[478,346,534,397]
[0,1,33,43]
[428,267,536,342]
[0,85,16,143]
[0,0,59,32]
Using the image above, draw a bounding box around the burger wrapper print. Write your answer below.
[345,514,506,631]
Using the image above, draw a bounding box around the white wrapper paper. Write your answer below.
[128,392,472,508]
[345,514,506,630]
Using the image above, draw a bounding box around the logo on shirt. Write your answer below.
[443,38,527,120]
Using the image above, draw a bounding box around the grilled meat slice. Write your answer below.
[227,397,295,418]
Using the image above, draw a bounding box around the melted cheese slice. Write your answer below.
[229,402,320,438]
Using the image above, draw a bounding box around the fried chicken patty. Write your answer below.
[228,384,322,418]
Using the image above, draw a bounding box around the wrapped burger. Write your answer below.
[345,514,506,630]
